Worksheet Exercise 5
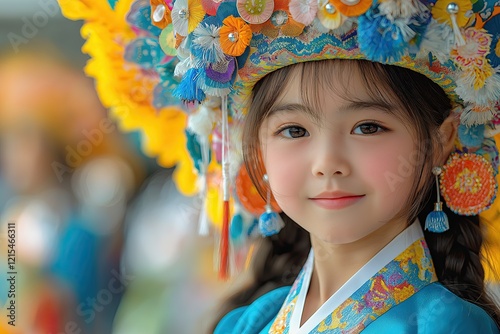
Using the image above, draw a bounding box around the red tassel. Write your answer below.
[219,200,230,280]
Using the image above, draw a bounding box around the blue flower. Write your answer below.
[358,6,416,62]
[174,68,206,102]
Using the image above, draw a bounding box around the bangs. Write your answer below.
[296,60,409,126]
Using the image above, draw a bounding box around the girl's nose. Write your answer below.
[311,142,351,177]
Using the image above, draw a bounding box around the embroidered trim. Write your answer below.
[270,238,437,333]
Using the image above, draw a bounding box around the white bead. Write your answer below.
[325,3,335,14]
[432,166,443,176]
[446,2,459,15]
[228,32,239,42]
[153,4,166,22]
[179,8,188,19]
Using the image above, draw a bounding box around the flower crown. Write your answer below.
[154,0,500,206]
[59,0,500,278]
[149,0,500,276]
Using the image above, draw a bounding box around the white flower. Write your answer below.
[418,19,454,63]
[193,22,225,63]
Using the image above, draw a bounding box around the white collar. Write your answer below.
[288,221,424,333]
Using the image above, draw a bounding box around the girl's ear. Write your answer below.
[436,113,459,165]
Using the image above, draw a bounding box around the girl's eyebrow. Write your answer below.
[267,100,395,121]
[337,101,395,114]
[267,103,321,123]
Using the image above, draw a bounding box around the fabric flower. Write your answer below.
[235,164,280,216]
[289,0,318,26]
[331,0,372,17]
[127,0,162,35]
[317,0,344,30]
[236,0,275,24]
[458,124,485,149]
[378,0,426,20]
[451,28,495,91]
[151,0,172,29]
[200,56,237,96]
[220,16,252,56]
[461,103,497,126]
[171,0,205,36]
[251,0,305,39]
[431,0,472,28]
[192,17,225,63]
[358,7,416,62]
[451,28,492,69]
[418,19,454,64]
[159,24,177,56]
[440,153,496,215]
[174,68,206,102]
[124,37,164,69]
[431,0,472,45]
[455,66,500,104]
[202,0,221,16]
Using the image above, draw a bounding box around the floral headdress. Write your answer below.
[149,0,500,277]
[59,0,500,279]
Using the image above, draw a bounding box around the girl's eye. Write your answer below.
[278,126,309,138]
[352,122,386,135]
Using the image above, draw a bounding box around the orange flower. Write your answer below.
[235,164,280,216]
[331,0,371,17]
[440,153,496,215]
[220,16,252,56]
[251,0,305,38]
[150,0,172,29]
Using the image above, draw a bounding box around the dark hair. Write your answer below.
[212,60,500,329]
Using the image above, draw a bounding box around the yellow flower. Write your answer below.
[431,0,472,28]
[59,0,198,197]
[171,0,205,36]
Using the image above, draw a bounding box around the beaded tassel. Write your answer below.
[258,174,284,237]
[425,166,450,233]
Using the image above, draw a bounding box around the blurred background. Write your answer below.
[0,1,233,333]
[0,1,498,334]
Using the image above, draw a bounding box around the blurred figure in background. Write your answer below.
[0,49,144,333]
[56,1,234,333]
[112,169,228,334]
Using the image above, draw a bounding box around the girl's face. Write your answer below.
[259,67,418,244]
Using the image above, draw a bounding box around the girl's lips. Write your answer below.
[309,195,365,210]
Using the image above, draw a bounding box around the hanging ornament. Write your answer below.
[258,174,285,236]
[425,167,450,233]
[440,153,496,215]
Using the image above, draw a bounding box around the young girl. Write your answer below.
[63,0,500,332]
[213,60,500,333]
[144,0,500,331]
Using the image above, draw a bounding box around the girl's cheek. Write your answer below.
[264,144,305,194]
[359,143,415,193]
